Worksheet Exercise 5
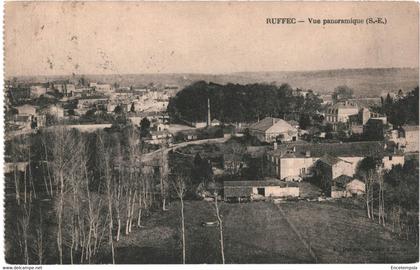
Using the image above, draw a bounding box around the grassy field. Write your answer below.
[114,200,418,264]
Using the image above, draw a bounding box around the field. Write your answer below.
[113,200,418,264]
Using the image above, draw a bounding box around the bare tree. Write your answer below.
[50,127,82,264]
[377,171,386,226]
[159,149,169,211]
[213,192,225,264]
[97,133,115,263]
[172,172,189,264]
[33,208,46,264]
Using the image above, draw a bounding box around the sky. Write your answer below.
[4,1,419,77]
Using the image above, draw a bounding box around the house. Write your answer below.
[321,94,333,105]
[223,179,299,201]
[249,117,298,143]
[316,154,353,180]
[193,122,207,128]
[47,105,65,118]
[401,125,419,152]
[15,104,36,116]
[93,83,112,93]
[267,141,404,181]
[77,97,109,110]
[156,123,169,132]
[325,101,359,124]
[30,85,47,98]
[146,130,173,145]
[386,125,419,153]
[330,176,365,198]
[345,178,366,196]
[211,119,221,127]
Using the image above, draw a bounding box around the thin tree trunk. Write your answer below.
[181,198,186,264]
[215,196,225,264]
[13,166,20,205]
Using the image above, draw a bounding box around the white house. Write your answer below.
[223,179,299,201]
[325,101,359,123]
[267,141,404,181]
[249,117,298,143]
[30,86,47,98]
[402,125,419,152]
[15,104,36,116]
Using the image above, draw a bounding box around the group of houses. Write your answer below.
[6,80,179,134]
[222,97,418,202]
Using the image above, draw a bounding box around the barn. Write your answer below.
[223,179,299,201]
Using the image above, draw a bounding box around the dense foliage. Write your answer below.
[167,81,322,123]
[379,87,419,126]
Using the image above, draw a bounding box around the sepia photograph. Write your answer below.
[2,1,419,266]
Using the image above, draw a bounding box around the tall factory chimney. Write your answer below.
[207,97,211,127]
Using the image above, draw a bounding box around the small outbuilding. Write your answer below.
[223,179,299,201]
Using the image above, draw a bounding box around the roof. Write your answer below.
[211,119,221,124]
[270,141,387,158]
[224,186,252,197]
[249,117,296,133]
[333,175,354,188]
[348,98,382,108]
[288,120,299,126]
[246,146,269,158]
[328,101,358,110]
[150,130,171,136]
[318,154,347,166]
[224,179,298,188]
[402,125,419,132]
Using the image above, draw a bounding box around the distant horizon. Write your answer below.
[7,66,419,79]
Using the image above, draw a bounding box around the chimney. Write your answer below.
[305,150,311,157]
[273,142,278,150]
[207,98,211,127]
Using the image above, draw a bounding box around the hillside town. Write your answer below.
[5,75,419,265]
[3,1,419,266]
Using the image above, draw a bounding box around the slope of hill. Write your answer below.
[10,68,418,97]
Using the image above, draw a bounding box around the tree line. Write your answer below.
[4,127,171,264]
[377,87,419,126]
[167,81,322,123]
[5,125,227,264]
[357,157,419,244]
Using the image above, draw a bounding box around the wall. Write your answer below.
[405,130,419,152]
[332,161,353,179]
[279,157,317,179]
[382,155,405,170]
[252,186,299,197]
[337,156,364,175]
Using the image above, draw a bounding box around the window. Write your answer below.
[257,188,265,196]
[389,156,392,161]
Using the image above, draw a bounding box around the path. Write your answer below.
[141,135,231,163]
[275,203,319,263]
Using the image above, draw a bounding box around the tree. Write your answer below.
[357,157,381,220]
[97,133,115,263]
[299,114,311,130]
[171,172,189,264]
[113,105,123,114]
[140,117,151,138]
[213,191,225,264]
[158,150,170,211]
[332,85,354,102]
